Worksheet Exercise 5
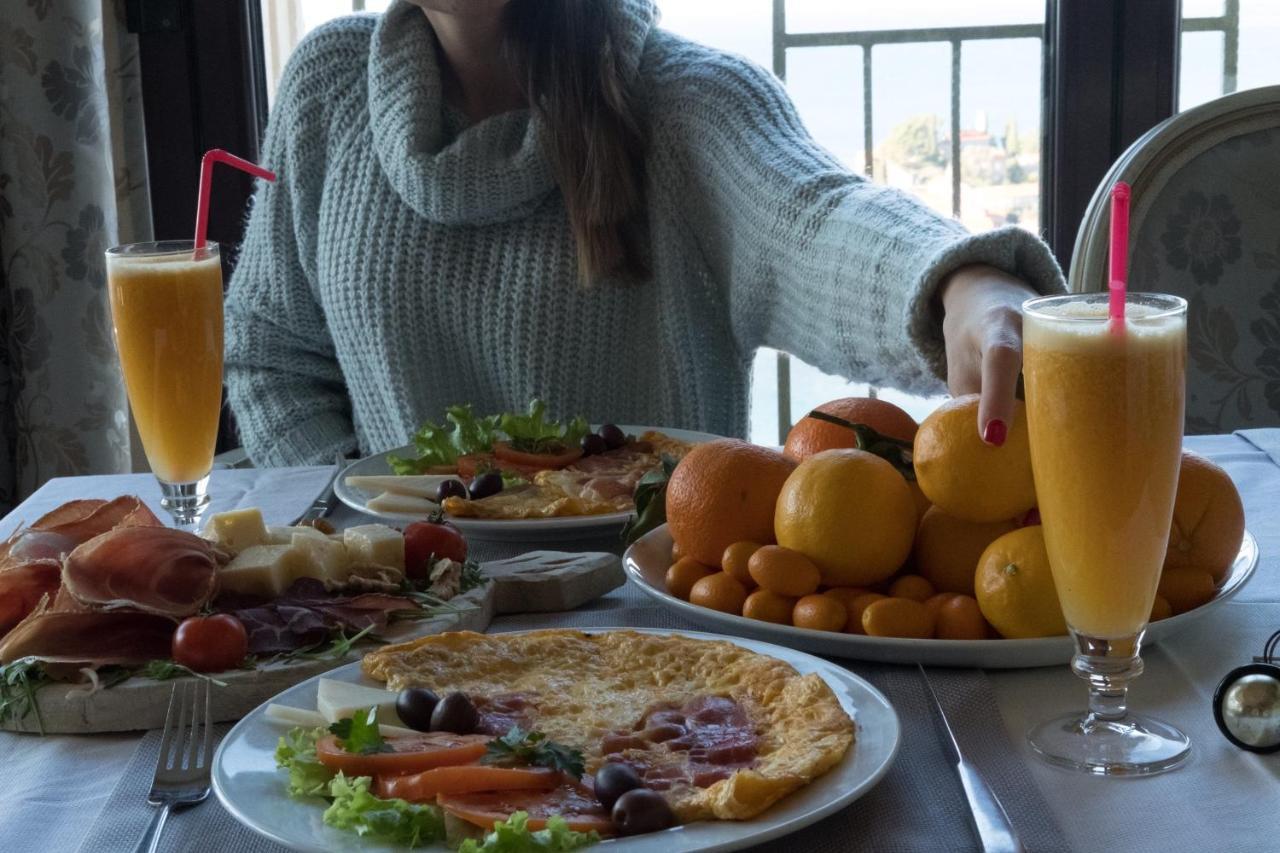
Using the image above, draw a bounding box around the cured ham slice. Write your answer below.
[225,577,417,654]
[63,526,218,618]
[0,590,175,665]
[0,496,161,568]
[0,560,62,637]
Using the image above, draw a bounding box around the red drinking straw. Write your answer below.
[1108,181,1131,328]
[193,149,276,250]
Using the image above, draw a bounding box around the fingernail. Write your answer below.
[983,419,1007,447]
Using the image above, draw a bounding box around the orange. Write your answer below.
[924,592,958,618]
[887,574,935,602]
[1150,594,1173,622]
[792,594,847,632]
[670,540,684,562]
[742,589,795,624]
[747,545,821,597]
[1157,568,1215,615]
[689,572,747,615]
[774,449,916,587]
[845,593,887,634]
[935,595,991,640]
[974,526,1068,639]
[667,439,796,567]
[783,397,918,462]
[861,597,935,638]
[913,506,1019,595]
[822,586,870,614]
[721,541,761,588]
[1165,451,1245,583]
[913,395,1037,523]
[665,557,713,600]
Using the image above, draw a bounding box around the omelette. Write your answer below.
[362,629,855,822]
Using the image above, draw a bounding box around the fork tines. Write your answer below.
[155,679,214,780]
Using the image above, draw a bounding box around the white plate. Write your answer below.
[624,524,1259,669]
[336,426,722,541]
[212,627,900,853]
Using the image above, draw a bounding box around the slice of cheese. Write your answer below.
[289,531,351,583]
[266,702,416,737]
[203,508,269,554]
[345,474,451,499]
[343,524,405,571]
[218,544,305,596]
[366,491,438,515]
[316,678,403,727]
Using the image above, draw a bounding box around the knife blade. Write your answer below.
[289,453,347,527]
[918,664,1024,853]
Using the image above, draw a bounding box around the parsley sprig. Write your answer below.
[329,706,392,755]
[482,726,585,779]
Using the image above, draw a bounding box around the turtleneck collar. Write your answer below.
[367,0,656,226]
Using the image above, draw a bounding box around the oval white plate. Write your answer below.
[624,524,1258,669]
[336,426,722,541]
[212,627,900,853]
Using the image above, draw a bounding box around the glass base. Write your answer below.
[1028,711,1191,776]
[159,476,210,530]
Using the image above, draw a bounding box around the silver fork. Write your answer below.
[134,679,214,853]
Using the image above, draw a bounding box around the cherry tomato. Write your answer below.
[171,614,249,672]
[404,519,468,576]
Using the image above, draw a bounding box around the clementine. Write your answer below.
[1165,451,1245,583]
[913,506,1019,595]
[783,396,918,462]
[974,526,1067,639]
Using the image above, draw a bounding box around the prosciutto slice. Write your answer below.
[0,560,62,637]
[0,589,175,665]
[224,577,417,654]
[63,526,218,617]
[0,496,161,568]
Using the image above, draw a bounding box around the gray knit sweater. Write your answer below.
[225,0,1064,467]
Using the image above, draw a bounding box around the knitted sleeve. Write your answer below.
[644,37,1065,392]
[224,23,368,466]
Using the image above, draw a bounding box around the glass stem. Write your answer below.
[1070,631,1144,723]
[159,477,211,531]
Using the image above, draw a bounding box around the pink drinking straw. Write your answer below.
[193,149,276,250]
[1108,181,1131,328]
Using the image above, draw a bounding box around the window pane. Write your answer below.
[1179,0,1280,111]
[785,0,1042,34]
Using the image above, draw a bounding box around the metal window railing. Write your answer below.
[766,0,1242,443]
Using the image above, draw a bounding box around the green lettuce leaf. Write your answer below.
[388,404,500,474]
[323,773,446,847]
[274,727,334,798]
[498,400,590,454]
[457,812,599,853]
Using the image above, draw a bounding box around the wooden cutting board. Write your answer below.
[1,550,624,735]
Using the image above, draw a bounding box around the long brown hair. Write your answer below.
[503,0,648,282]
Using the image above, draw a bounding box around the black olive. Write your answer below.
[611,788,675,835]
[598,424,626,450]
[580,434,608,457]
[594,762,643,811]
[468,472,504,500]
[395,687,439,732]
[435,479,468,503]
[430,691,479,734]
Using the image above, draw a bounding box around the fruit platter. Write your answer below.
[335,401,719,540]
[624,395,1257,668]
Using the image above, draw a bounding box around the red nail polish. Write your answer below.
[983,419,1007,447]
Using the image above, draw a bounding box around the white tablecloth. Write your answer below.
[1,435,1278,851]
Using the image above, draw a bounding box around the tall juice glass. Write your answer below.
[105,241,224,527]
[1022,291,1189,776]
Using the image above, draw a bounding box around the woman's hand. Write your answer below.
[940,264,1039,446]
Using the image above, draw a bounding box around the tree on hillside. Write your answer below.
[881,114,945,168]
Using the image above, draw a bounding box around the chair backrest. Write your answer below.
[1068,85,1280,434]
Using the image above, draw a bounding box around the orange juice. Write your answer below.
[106,246,223,484]
[1023,296,1186,639]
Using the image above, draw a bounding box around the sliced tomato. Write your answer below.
[456,453,548,481]
[375,765,560,802]
[491,442,583,471]
[438,781,615,835]
[315,732,490,777]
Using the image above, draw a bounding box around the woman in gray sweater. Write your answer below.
[225,0,1063,466]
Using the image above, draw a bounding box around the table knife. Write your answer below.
[289,453,347,527]
[918,664,1025,853]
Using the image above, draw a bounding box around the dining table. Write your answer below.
[2,430,1278,853]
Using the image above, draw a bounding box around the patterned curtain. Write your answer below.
[0,0,151,513]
